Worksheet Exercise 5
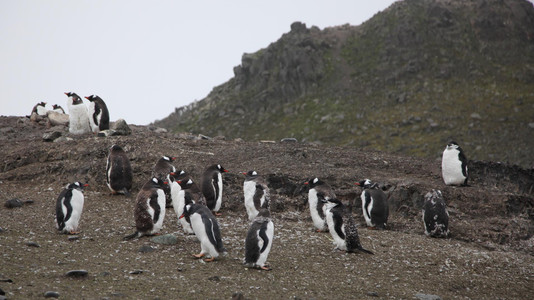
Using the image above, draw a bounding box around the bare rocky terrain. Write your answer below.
[0,115,533,299]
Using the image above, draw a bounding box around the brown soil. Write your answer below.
[0,116,533,299]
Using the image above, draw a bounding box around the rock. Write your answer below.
[0,227,4,233]
[43,131,62,142]
[138,245,155,253]
[528,122,534,129]
[280,138,298,143]
[129,270,143,275]
[232,292,245,300]
[26,241,40,247]
[153,127,167,134]
[97,129,116,137]
[208,275,220,282]
[5,198,23,208]
[415,294,442,300]
[0,127,14,134]
[47,111,69,126]
[24,200,34,205]
[367,291,379,297]
[44,291,60,298]
[65,270,88,277]
[68,235,79,241]
[150,234,178,245]
[198,134,212,140]
[53,136,74,143]
[112,119,131,136]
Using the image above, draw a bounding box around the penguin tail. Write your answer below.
[359,247,374,255]
[122,189,131,197]
[123,231,140,240]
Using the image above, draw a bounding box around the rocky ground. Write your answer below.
[0,115,533,299]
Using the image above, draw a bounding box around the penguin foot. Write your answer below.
[193,253,205,259]
[260,264,272,271]
[69,231,79,235]
[213,211,222,216]
[203,257,215,262]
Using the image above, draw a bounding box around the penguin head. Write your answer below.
[52,104,61,109]
[162,156,176,162]
[243,170,258,180]
[171,170,187,181]
[355,179,375,189]
[178,178,194,189]
[217,164,229,173]
[64,92,82,104]
[84,95,100,102]
[424,189,443,205]
[180,203,193,219]
[68,182,88,191]
[305,177,322,188]
[446,141,460,150]
[37,101,47,107]
[150,177,167,188]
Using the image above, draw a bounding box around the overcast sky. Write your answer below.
[0,0,398,125]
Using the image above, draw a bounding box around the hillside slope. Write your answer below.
[154,0,534,168]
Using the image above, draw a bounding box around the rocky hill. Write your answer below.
[154,0,534,168]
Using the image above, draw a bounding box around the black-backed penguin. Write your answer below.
[422,189,450,238]
[153,156,177,208]
[168,173,194,235]
[106,144,133,196]
[201,164,228,215]
[180,203,227,261]
[124,177,167,240]
[304,178,335,232]
[84,95,110,133]
[243,171,270,221]
[323,198,374,254]
[31,101,48,116]
[55,182,88,234]
[356,179,389,229]
[244,208,274,270]
[52,104,65,114]
[441,141,468,186]
[65,92,91,135]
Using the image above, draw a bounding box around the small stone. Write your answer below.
[24,200,34,205]
[198,134,212,140]
[415,294,442,300]
[68,235,79,241]
[129,270,143,275]
[43,131,62,142]
[97,129,117,137]
[5,198,23,208]
[26,241,40,247]
[280,138,298,143]
[529,122,534,129]
[367,291,379,297]
[65,270,88,277]
[138,245,155,253]
[208,275,220,282]
[154,127,167,133]
[470,113,482,119]
[44,291,60,298]
[150,234,178,245]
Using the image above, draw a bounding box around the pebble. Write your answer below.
[42,131,62,142]
[415,294,442,300]
[5,198,23,208]
[150,234,178,245]
[68,235,79,241]
[24,200,34,205]
[129,270,143,274]
[280,137,298,143]
[138,245,155,253]
[26,241,41,247]
[367,291,379,297]
[208,276,221,282]
[44,291,60,298]
[65,270,89,277]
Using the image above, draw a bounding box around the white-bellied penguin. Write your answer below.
[244,208,274,270]
[201,164,228,215]
[168,172,195,235]
[55,182,88,234]
[31,101,48,116]
[441,141,468,186]
[304,177,335,232]
[243,170,270,221]
[52,104,65,114]
[106,144,133,196]
[65,92,91,135]
[422,189,450,238]
[356,179,389,229]
[84,95,110,133]
[153,155,177,208]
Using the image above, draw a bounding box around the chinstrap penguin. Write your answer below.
[356,179,389,229]
[106,144,133,196]
[305,178,335,232]
[323,198,374,254]
[441,141,468,186]
[55,182,88,234]
[180,203,227,261]
[244,208,274,270]
[65,92,91,135]
[84,95,110,133]
[201,164,228,215]
[243,170,270,221]
[153,156,177,208]
[422,189,450,238]
[124,177,167,240]
[168,174,195,235]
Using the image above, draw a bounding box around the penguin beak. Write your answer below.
[64,92,68,95]
[304,182,309,185]
[224,169,229,173]
[179,213,185,219]
[355,182,361,186]
[84,96,89,100]
[84,184,89,187]
[242,172,247,175]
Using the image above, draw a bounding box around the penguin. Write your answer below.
[106,144,133,196]
[180,203,227,261]
[356,179,389,229]
[422,189,450,238]
[304,178,335,232]
[124,177,167,240]
[441,141,468,186]
[243,170,270,221]
[168,173,194,235]
[323,198,374,254]
[244,208,274,270]
[52,104,65,114]
[153,156,177,208]
[31,101,48,116]
[201,164,228,215]
[55,182,88,234]
[84,95,110,133]
[65,92,91,135]
[178,176,206,206]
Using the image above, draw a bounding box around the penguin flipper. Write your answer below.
[258,222,270,253]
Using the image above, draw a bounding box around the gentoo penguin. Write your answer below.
[124,177,167,240]
[153,156,177,208]
[178,176,206,206]
[243,170,270,221]
[244,208,274,270]
[323,198,374,254]
[201,164,228,215]
[304,178,335,232]
[422,189,450,238]
[441,141,468,186]
[168,174,194,235]
[65,92,91,135]
[31,101,48,116]
[84,95,110,132]
[180,203,227,261]
[356,179,389,229]
[55,182,88,234]
[106,144,133,196]
[52,104,65,114]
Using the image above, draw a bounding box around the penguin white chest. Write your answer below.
[190,213,219,257]
[308,189,326,230]
[87,102,100,132]
[214,173,223,212]
[325,208,346,250]
[361,191,374,227]
[64,189,84,232]
[256,221,274,267]
[244,181,258,219]
[36,106,48,116]
[442,149,466,185]
[68,103,91,134]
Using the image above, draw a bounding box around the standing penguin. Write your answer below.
[31,101,48,116]
[441,141,468,186]
[178,176,206,206]
[305,178,335,232]
[243,170,270,221]
[201,164,228,215]
[106,144,133,196]
[180,203,227,261]
[52,104,65,114]
[422,189,450,238]
[84,95,110,133]
[124,177,167,240]
[244,208,274,270]
[323,198,374,254]
[153,156,177,208]
[169,174,194,235]
[356,179,389,229]
[55,182,88,234]
[65,92,91,135]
